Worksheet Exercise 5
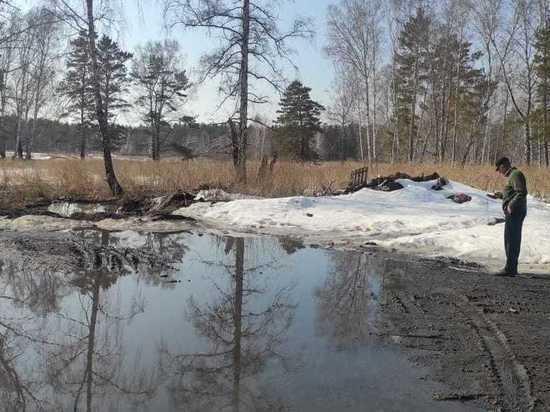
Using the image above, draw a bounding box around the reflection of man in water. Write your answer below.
[492,157,528,277]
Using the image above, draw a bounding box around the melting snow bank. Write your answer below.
[173,179,550,272]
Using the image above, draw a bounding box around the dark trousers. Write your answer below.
[504,210,526,273]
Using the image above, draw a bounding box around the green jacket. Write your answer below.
[502,168,527,213]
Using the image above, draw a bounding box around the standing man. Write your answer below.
[494,157,528,276]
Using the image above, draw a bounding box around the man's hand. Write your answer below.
[487,191,503,199]
[507,205,512,215]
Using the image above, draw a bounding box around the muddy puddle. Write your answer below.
[0,229,481,411]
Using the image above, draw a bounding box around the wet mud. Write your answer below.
[378,257,550,411]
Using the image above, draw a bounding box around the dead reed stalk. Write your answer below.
[0,158,548,207]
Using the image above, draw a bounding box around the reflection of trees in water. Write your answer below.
[74,230,188,284]
[0,230,189,410]
[316,252,385,346]
[161,237,295,412]
[46,232,156,411]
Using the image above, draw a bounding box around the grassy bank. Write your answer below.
[1,158,549,207]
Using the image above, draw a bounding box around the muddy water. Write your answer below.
[0,230,479,411]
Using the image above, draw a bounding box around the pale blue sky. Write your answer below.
[17,0,337,123]
[121,0,336,123]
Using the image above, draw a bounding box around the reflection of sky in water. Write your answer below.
[0,230,479,411]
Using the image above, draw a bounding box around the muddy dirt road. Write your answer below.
[377,256,550,411]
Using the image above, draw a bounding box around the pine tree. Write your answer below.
[96,35,132,151]
[274,80,325,161]
[96,35,132,121]
[534,18,550,167]
[59,33,132,159]
[394,7,431,162]
[132,40,190,161]
[59,31,94,159]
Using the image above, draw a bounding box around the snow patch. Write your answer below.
[194,189,262,202]
[174,179,550,272]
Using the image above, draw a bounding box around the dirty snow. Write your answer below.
[0,215,94,231]
[48,202,113,217]
[174,179,550,272]
[194,188,263,202]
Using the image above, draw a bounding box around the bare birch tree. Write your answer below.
[468,0,502,164]
[327,68,356,160]
[490,0,539,165]
[25,8,60,160]
[326,0,385,164]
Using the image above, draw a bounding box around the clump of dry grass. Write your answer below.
[0,157,548,208]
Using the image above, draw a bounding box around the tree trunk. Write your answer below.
[80,126,87,160]
[525,121,531,166]
[408,58,419,163]
[451,56,461,166]
[371,47,377,162]
[80,91,87,159]
[497,91,509,163]
[441,72,453,162]
[420,116,433,162]
[14,109,23,160]
[390,49,399,164]
[340,117,345,161]
[152,122,160,161]
[26,119,34,160]
[525,48,534,165]
[0,72,5,159]
[364,77,372,165]
[544,88,549,167]
[539,134,543,168]
[0,129,5,159]
[27,99,42,161]
[228,119,239,167]
[236,0,250,183]
[86,0,123,196]
[358,105,364,162]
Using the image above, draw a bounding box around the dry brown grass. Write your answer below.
[0,158,549,207]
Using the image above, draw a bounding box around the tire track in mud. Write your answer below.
[400,285,535,411]
[447,290,536,412]
[378,257,545,412]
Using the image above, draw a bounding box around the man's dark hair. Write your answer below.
[495,156,511,171]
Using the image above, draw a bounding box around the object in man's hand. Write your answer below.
[487,191,503,199]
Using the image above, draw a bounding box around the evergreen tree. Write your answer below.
[132,40,190,161]
[534,19,550,167]
[59,33,131,159]
[96,35,132,151]
[438,32,487,163]
[394,7,431,162]
[96,35,132,121]
[274,80,325,161]
[392,8,491,164]
[58,31,94,159]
